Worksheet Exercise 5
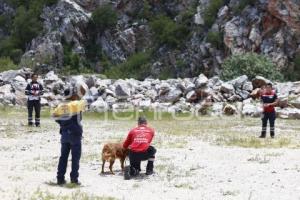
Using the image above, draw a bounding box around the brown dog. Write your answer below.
[101,143,128,174]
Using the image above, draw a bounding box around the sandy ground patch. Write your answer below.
[1,111,300,200]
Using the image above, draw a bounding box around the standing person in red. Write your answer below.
[123,116,156,180]
[259,83,278,138]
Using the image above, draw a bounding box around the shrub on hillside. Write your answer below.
[150,15,189,48]
[221,53,284,81]
[0,57,19,72]
[285,54,300,81]
[203,0,224,27]
[4,0,58,10]
[91,5,118,32]
[206,31,223,49]
[137,0,152,20]
[105,52,152,80]
[12,6,42,49]
[233,0,257,15]
[0,0,58,62]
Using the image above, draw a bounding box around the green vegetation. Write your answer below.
[206,31,223,49]
[294,54,300,68]
[0,57,19,72]
[84,38,102,64]
[150,15,190,48]
[137,0,152,20]
[203,0,224,27]
[0,13,13,33]
[11,6,42,49]
[30,188,116,200]
[1,106,300,150]
[221,53,284,81]
[91,5,118,32]
[61,39,94,75]
[104,51,152,80]
[67,4,118,74]
[233,0,257,15]
[293,54,300,80]
[62,41,81,74]
[0,16,39,62]
[221,136,292,148]
[286,54,300,81]
[0,0,58,63]
[5,0,58,9]
[179,7,197,28]
[158,65,176,80]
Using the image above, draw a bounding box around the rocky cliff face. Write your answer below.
[1,0,300,79]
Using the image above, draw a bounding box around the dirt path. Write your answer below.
[1,115,300,200]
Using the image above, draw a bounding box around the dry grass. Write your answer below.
[1,107,300,149]
[29,188,117,200]
[1,108,300,199]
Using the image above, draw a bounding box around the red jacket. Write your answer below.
[123,124,155,152]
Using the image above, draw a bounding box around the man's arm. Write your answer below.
[269,94,279,107]
[265,93,279,107]
[39,83,44,96]
[123,131,132,149]
[25,84,31,95]
[267,100,278,107]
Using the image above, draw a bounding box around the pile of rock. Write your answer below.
[1,69,300,119]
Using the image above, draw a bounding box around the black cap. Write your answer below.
[138,116,147,125]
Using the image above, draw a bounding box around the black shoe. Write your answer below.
[124,166,131,180]
[36,124,40,127]
[259,135,266,138]
[130,167,139,176]
[71,180,81,185]
[271,135,275,139]
[146,170,154,175]
[28,123,33,127]
[57,179,66,185]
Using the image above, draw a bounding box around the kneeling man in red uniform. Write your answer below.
[123,117,156,180]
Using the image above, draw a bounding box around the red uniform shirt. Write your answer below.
[261,89,277,113]
[123,124,155,152]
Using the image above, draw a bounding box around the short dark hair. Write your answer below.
[266,83,272,87]
[138,116,147,125]
[31,73,38,78]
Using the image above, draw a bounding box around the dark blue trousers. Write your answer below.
[261,111,276,137]
[27,100,41,126]
[129,146,156,173]
[57,142,81,182]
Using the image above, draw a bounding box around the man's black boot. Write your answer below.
[71,179,81,185]
[130,166,139,176]
[57,179,66,185]
[271,132,275,138]
[124,166,138,180]
[259,132,266,138]
[124,165,131,180]
[146,161,154,175]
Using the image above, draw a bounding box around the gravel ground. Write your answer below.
[1,112,300,200]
